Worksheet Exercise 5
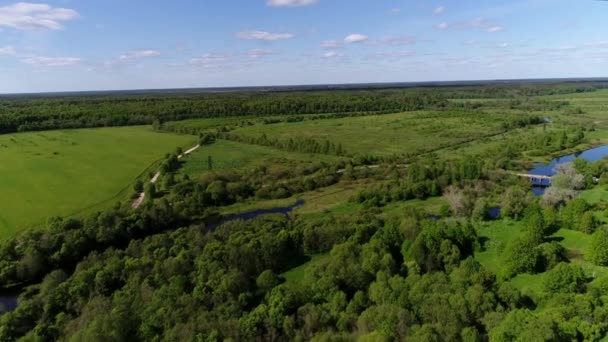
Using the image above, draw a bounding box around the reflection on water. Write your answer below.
[528,145,608,195]
[0,296,17,315]
[209,200,305,230]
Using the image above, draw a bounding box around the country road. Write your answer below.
[131,144,200,209]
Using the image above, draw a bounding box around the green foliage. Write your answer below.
[543,263,587,294]
[587,228,608,266]
[0,89,447,134]
[408,220,477,272]
[501,187,528,220]
[471,198,490,221]
[503,234,541,277]
[4,82,608,341]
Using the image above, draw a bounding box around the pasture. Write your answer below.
[0,126,194,236]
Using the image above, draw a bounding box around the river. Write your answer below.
[528,144,608,195]
[3,146,607,315]
[207,199,305,230]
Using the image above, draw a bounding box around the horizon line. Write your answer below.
[3,76,608,97]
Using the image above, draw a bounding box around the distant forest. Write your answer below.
[0,82,606,134]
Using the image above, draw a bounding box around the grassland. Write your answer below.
[228,111,526,156]
[0,126,194,236]
[180,139,338,178]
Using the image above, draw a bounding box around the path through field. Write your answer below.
[132,144,200,209]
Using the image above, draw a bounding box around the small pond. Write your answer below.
[0,294,18,316]
[208,199,305,230]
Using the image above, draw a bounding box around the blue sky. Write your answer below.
[0,0,607,93]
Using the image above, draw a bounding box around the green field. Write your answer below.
[0,126,194,236]
[228,111,525,156]
[180,139,338,178]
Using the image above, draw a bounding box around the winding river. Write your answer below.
[528,144,608,195]
[3,146,608,315]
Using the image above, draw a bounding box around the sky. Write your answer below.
[0,0,608,93]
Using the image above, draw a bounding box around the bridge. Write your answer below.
[513,173,552,180]
[510,172,553,187]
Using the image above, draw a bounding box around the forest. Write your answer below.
[0,81,606,134]
[2,82,608,341]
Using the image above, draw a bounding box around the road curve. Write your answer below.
[131,144,200,209]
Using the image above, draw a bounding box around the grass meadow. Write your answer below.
[179,139,338,178]
[228,111,524,156]
[0,126,194,237]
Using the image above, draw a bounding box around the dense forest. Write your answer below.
[0,90,446,133]
[0,81,606,134]
[2,82,608,340]
[2,143,608,340]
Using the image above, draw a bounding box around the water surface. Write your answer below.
[528,145,608,195]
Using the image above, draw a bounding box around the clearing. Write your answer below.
[0,126,194,237]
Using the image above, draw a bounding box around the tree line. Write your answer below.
[0,90,447,134]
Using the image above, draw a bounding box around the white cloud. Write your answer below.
[487,26,503,33]
[0,2,78,30]
[267,0,318,7]
[344,34,368,44]
[367,36,415,46]
[390,8,401,14]
[119,49,161,61]
[366,50,416,60]
[323,51,343,58]
[248,48,272,59]
[0,46,16,56]
[437,18,504,33]
[434,6,445,14]
[321,40,342,49]
[586,41,608,48]
[23,56,81,66]
[236,30,294,41]
[189,53,231,67]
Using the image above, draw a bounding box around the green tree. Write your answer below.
[587,228,608,266]
[471,198,490,221]
[144,182,156,201]
[133,179,144,193]
[256,270,281,292]
[543,263,586,293]
[503,234,540,277]
[579,211,596,234]
[501,187,527,219]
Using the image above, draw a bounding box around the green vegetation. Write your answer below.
[179,139,337,177]
[0,126,193,236]
[226,110,538,157]
[4,82,608,341]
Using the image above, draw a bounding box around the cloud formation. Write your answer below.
[119,49,161,61]
[586,41,608,48]
[0,46,16,56]
[437,17,503,33]
[344,34,368,44]
[0,2,78,30]
[189,53,232,67]
[434,6,445,14]
[248,49,272,59]
[323,51,343,58]
[236,31,294,41]
[321,40,342,49]
[23,56,81,66]
[267,0,318,7]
